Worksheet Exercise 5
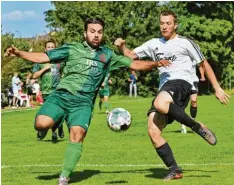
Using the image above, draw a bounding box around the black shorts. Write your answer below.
[27,86,34,96]
[191,81,199,94]
[147,79,192,124]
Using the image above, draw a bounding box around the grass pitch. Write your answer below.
[2,95,234,185]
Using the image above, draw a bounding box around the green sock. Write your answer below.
[61,142,83,178]
[104,102,109,111]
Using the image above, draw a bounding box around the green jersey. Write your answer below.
[46,41,132,100]
[32,63,63,95]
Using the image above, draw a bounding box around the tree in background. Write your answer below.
[169,1,234,89]
[44,1,163,96]
[2,1,233,95]
[1,34,54,91]
[1,33,32,90]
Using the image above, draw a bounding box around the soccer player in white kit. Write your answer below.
[115,10,230,181]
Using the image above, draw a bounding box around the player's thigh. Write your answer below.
[103,96,109,101]
[66,105,93,132]
[154,91,173,113]
[101,89,110,101]
[161,80,192,108]
[36,97,66,127]
[154,91,173,104]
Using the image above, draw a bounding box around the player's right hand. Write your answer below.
[114,38,126,47]
[215,87,230,105]
[158,60,171,67]
[4,45,20,57]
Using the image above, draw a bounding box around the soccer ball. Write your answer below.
[107,108,132,132]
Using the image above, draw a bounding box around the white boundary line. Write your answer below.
[2,163,234,169]
[1,108,38,114]
[111,99,151,104]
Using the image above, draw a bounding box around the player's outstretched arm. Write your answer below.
[114,38,138,60]
[5,45,50,63]
[130,59,171,71]
[201,60,230,104]
[32,64,51,79]
[115,38,171,70]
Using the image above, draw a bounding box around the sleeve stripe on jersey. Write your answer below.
[178,35,205,60]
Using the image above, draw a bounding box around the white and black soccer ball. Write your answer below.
[107,108,132,132]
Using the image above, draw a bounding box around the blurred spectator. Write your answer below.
[1,92,8,108]
[11,72,21,108]
[128,70,137,98]
[28,79,37,107]
[33,80,40,96]
[26,73,35,107]
[6,86,13,106]
[18,88,30,107]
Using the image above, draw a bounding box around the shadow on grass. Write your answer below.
[105,180,128,184]
[37,139,65,143]
[165,130,195,134]
[36,170,101,184]
[36,168,166,183]
[146,168,218,179]
[35,167,218,183]
[97,112,108,115]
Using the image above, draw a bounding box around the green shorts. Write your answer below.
[36,90,93,131]
[99,88,110,97]
[42,93,65,126]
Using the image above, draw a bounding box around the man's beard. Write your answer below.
[86,38,102,49]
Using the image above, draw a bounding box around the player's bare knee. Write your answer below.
[70,126,86,142]
[35,115,53,130]
[148,125,161,140]
[148,114,162,139]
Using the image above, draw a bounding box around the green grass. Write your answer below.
[2,95,234,185]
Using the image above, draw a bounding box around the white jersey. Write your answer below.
[134,35,205,89]
[191,62,199,83]
[191,63,199,91]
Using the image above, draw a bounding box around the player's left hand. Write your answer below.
[215,87,230,104]
[158,60,171,67]
[4,45,20,57]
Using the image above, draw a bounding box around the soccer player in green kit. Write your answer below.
[99,72,112,114]
[5,18,171,185]
[32,40,65,141]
